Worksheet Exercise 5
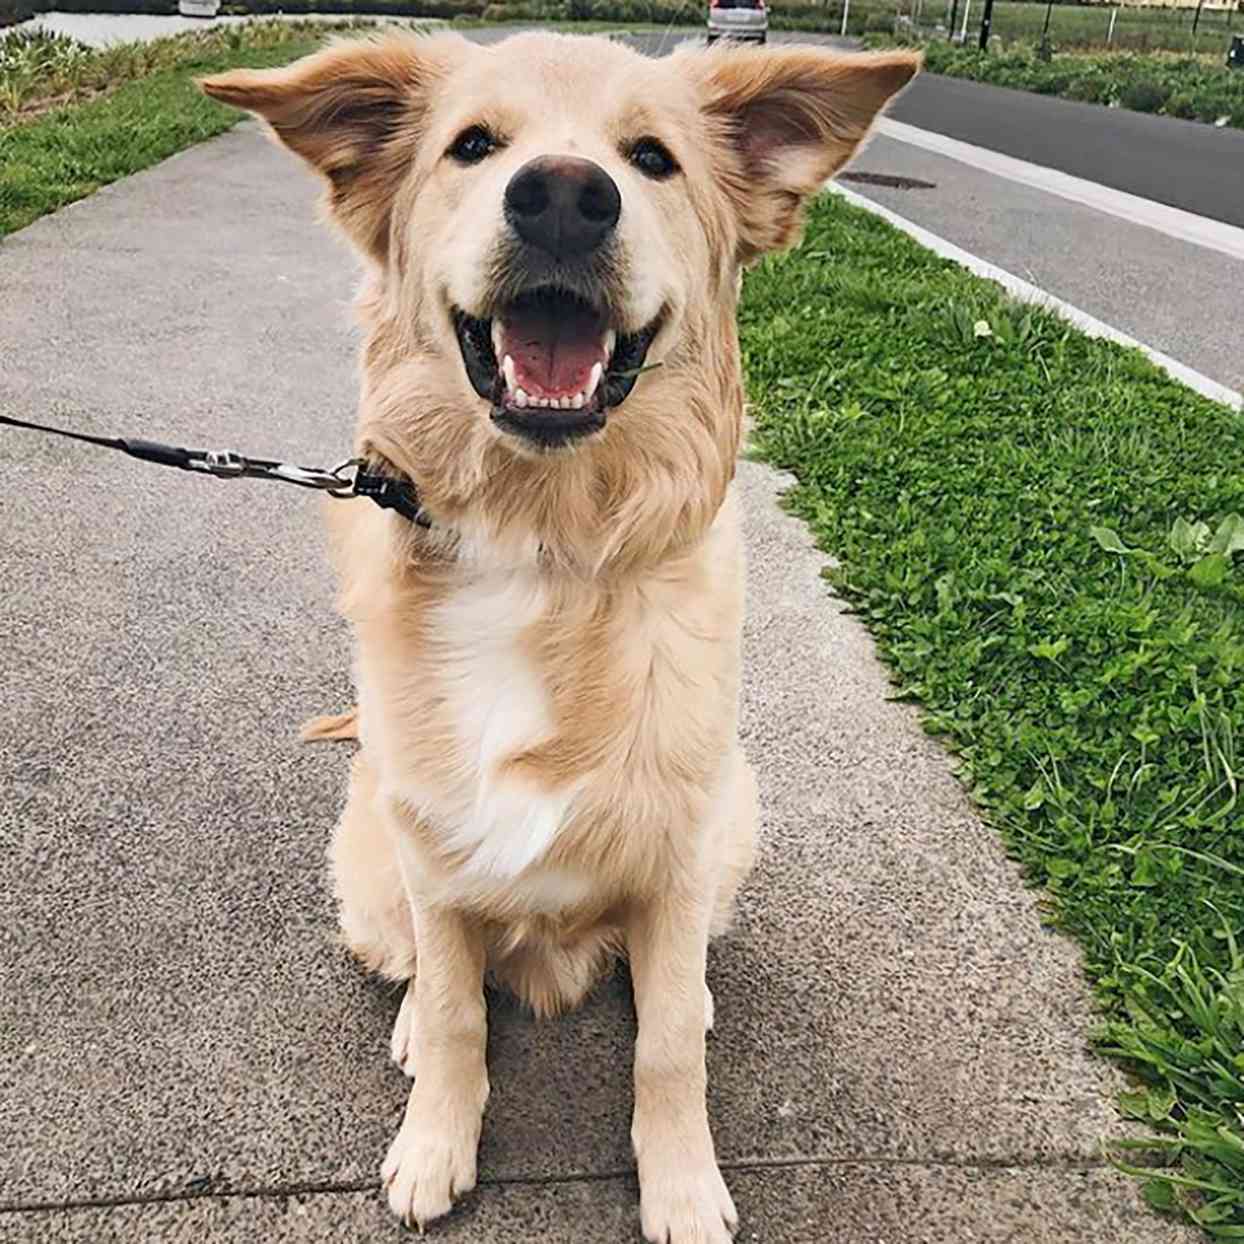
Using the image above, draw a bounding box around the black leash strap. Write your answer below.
[0,412,430,528]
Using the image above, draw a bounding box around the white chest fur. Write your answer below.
[367,566,585,891]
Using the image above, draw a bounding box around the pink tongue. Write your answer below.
[501,302,607,398]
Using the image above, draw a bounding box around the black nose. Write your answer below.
[504,156,621,258]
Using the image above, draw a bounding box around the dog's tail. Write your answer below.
[300,707,360,744]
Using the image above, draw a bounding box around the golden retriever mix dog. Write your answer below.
[201,31,916,1241]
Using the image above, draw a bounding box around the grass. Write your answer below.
[911,0,1241,53]
[4,0,1238,50]
[873,37,1244,129]
[989,2,1238,53]
[451,15,692,28]
[0,20,370,121]
[0,15,701,238]
[739,192,1244,1234]
[0,21,395,238]
[465,0,1242,49]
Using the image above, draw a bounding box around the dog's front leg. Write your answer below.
[628,881,737,1244]
[381,842,489,1229]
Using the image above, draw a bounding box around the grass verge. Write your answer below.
[0,21,387,238]
[0,17,691,237]
[20,0,1235,51]
[872,38,1244,130]
[740,193,1244,1235]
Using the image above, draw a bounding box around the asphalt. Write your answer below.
[0,39,1210,1244]
[845,133,1244,395]
[889,72,1244,230]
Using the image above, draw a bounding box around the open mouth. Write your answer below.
[453,288,661,449]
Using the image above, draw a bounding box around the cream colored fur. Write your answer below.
[201,31,917,1242]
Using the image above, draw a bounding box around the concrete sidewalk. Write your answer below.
[25,10,445,47]
[0,126,1194,1243]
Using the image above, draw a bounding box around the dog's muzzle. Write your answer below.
[452,159,662,452]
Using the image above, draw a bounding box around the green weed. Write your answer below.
[0,21,404,236]
[870,38,1244,131]
[741,193,1244,1234]
[0,18,384,124]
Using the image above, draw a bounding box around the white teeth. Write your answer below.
[492,322,505,359]
[603,329,616,359]
[506,369,600,412]
[585,361,604,403]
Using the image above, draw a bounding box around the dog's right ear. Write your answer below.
[688,45,920,262]
[199,34,466,262]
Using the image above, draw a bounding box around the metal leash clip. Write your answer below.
[201,450,248,478]
[295,456,430,527]
[193,450,361,494]
[324,457,367,499]
[268,459,361,492]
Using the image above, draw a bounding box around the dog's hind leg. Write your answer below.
[329,752,417,984]
[708,752,758,940]
[688,756,758,1041]
[493,927,621,1019]
[300,706,360,743]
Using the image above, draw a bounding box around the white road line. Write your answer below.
[877,118,1244,265]
[829,182,1243,412]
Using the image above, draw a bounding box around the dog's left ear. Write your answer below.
[199,34,468,261]
[691,46,920,261]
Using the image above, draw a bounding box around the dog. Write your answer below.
[201,31,917,1241]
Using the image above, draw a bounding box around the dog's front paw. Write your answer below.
[382,1085,486,1229]
[638,1153,737,1244]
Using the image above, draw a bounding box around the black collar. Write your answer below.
[348,463,431,528]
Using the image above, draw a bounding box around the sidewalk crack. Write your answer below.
[0,1151,1142,1216]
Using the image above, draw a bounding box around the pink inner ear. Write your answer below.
[736,97,821,173]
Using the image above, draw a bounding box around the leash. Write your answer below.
[0,411,430,528]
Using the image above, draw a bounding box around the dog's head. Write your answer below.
[202,33,916,565]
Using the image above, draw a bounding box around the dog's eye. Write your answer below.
[628,137,678,181]
[448,125,498,165]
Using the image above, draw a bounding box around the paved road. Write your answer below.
[890,73,1244,230]
[847,133,1244,395]
[26,9,431,44]
[0,73,1193,1244]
